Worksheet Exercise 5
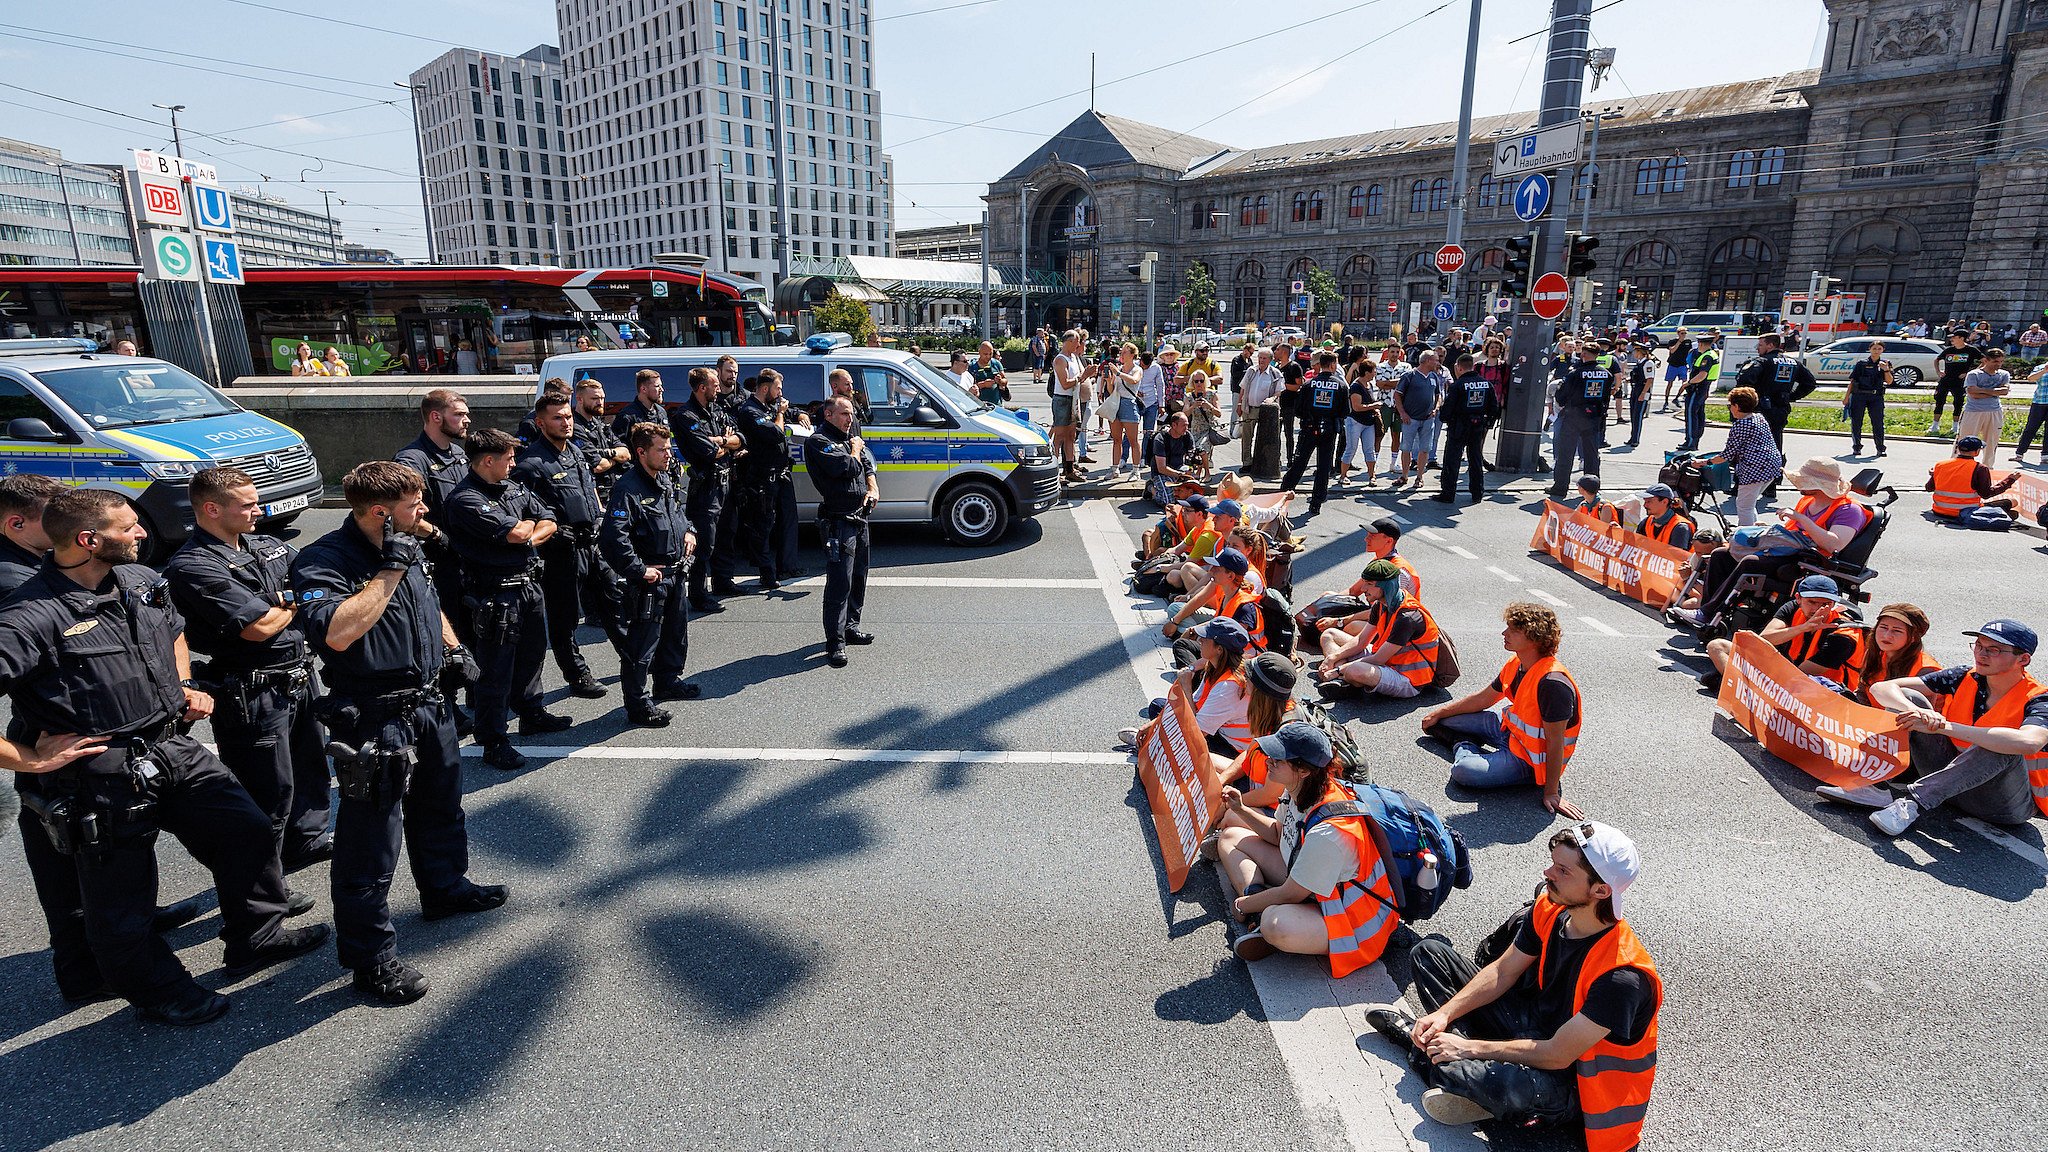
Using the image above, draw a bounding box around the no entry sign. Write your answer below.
[1531,272,1570,320]
[1434,244,1466,275]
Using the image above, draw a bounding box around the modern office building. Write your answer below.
[553,0,890,287]
[0,138,135,266]
[894,222,978,262]
[227,188,346,267]
[408,44,575,266]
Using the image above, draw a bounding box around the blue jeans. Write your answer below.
[1141,401,1161,442]
[1437,710,1535,788]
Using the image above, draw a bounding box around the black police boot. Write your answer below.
[285,888,316,918]
[689,595,722,614]
[712,578,748,597]
[758,569,781,591]
[827,647,849,669]
[138,983,231,1026]
[626,703,673,728]
[353,958,430,1005]
[421,882,509,922]
[283,842,333,872]
[566,672,607,699]
[654,679,702,702]
[517,709,574,736]
[223,923,329,980]
[152,895,207,933]
[844,630,875,645]
[481,743,527,772]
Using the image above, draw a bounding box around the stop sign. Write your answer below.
[1530,272,1570,320]
[1434,244,1466,275]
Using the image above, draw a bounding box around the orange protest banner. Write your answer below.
[1529,500,1690,606]
[1714,630,1912,787]
[1991,469,2048,524]
[1135,683,1223,893]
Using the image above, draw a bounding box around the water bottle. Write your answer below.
[1416,848,1440,891]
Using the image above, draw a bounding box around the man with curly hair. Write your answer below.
[1420,603,1587,819]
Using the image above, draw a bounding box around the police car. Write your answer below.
[1800,336,1942,387]
[0,339,322,559]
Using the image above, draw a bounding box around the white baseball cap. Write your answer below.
[1563,821,1640,918]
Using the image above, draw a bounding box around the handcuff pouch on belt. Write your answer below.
[315,693,426,804]
[21,727,172,855]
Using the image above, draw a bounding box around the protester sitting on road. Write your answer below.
[1138,493,1207,564]
[1214,474,1295,536]
[1420,603,1586,818]
[1634,484,1694,551]
[1699,574,1864,692]
[1570,475,1619,524]
[1158,499,1233,595]
[1315,559,1441,700]
[1837,602,1941,707]
[1210,652,1302,822]
[1119,617,1252,757]
[1148,411,1198,506]
[1162,545,1262,646]
[1362,823,1659,1142]
[1828,619,2048,837]
[1215,721,1400,972]
[1927,435,2019,520]
[1297,518,1419,637]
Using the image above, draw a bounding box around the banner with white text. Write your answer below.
[1135,683,1223,893]
[1715,630,1912,786]
[1529,500,1691,606]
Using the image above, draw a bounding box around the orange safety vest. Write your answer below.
[1216,584,1266,650]
[1238,699,1298,788]
[1366,598,1440,687]
[1790,492,1854,554]
[1499,654,1581,786]
[1929,457,1981,518]
[1782,605,1864,681]
[1387,552,1422,599]
[1580,499,1620,525]
[1940,670,2048,817]
[1528,895,1662,1152]
[1638,512,1693,547]
[1296,781,1401,978]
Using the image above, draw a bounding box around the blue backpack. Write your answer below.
[1298,781,1473,921]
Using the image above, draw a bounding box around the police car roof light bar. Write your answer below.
[805,332,854,354]
[0,337,100,358]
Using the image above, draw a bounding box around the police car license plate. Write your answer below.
[262,494,309,517]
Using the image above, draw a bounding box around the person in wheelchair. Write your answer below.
[1669,458,1876,634]
[1698,575,1865,692]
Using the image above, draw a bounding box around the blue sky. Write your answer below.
[0,0,1828,259]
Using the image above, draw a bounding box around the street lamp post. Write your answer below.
[396,81,437,264]
[1018,182,1035,335]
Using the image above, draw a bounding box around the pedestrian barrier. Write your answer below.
[1714,631,1912,788]
[1134,683,1222,892]
[1528,500,1691,607]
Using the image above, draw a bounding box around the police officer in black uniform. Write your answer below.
[733,367,808,589]
[292,461,505,1004]
[1279,349,1346,514]
[574,376,632,501]
[1736,332,1820,454]
[516,394,616,698]
[1433,352,1502,504]
[0,473,59,596]
[0,488,325,1024]
[709,354,751,593]
[601,421,700,725]
[1549,342,1617,501]
[674,365,746,612]
[395,388,473,732]
[443,428,571,771]
[164,467,331,894]
[610,368,672,444]
[805,396,877,668]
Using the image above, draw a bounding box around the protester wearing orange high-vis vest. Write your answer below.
[1214,721,1399,974]
[1422,603,1587,819]
[1925,436,2018,519]
[1847,619,2048,837]
[1315,559,1440,699]
[1362,822,1659,1146]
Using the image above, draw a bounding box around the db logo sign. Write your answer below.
[145,183,182,216]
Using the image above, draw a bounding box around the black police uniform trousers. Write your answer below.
[51,738,291,1005]
[211,672,332,864]
[328,698,471,970]
[465,578,547,746]
[712,484,743,584]
[539,533,622,681]
[1440,420,1489,501]
[1404,937,1579,1127]
[619,573,689,706]
[820,514,870,650]
[1549,409,1603,497]
[1280,416,1341,509]
[429,550,473,707]
[686,475,730,600]
[740,474,801,578]
[15,787,100,997]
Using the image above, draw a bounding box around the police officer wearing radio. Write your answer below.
[735,367,808,589]
[1549,342,1617,501]
[164,467,331,889]
[395,389,473,730]
[709,354,750,593]
[1280,349,1347,515]
[574,376,632,501]
[675,365,746,611]
[611,368,671,442]
[1736,332,1819,457]
[291,460,506,1005]
[1434,352,1501,504]
[0,488,326,1025]
[601,421,700,725]
[516,394,616,699]
[444,428,572,771]
[806,395,877,668]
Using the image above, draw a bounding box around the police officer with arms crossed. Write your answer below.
[444,429,572,771]
[516,394,616,699]
[1280,350,1346,515]
[709,354,750,594]
[164,467,331,901]
[1549,343,1616,501]
[734,367,808,589]
[292,462,505,1003]
[601,422,701,726]
[0,488,326,1024]
[574,376,632,498]
[806,396,877,668]
[395,389,473,732]
[675,366,746,611]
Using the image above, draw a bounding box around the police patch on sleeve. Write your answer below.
[302,589,326,601]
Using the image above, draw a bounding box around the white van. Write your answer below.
[936,316,978,335]
[537,335,1060,546]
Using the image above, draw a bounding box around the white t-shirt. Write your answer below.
[1052,352,1086,398]
[1192,672,1251,750]
[1277,791,1364,899]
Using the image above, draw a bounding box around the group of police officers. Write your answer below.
[0,354,878,1021]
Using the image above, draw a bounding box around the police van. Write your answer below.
[537,334,1060,546]
[0,339,323,559]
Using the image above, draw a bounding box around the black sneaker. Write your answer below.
[481,743,527,772]
[654,679,701,702]
[285,888,316,918]
[421,882,509,921]
[1232,927,1276,963]
[844,630,875,645]
[353,958,430,1005]
[827,649,849,668]
[1698,669,1724,693]
[518,710,574,735]
[1363,1004,1417,1049]
[567,674,608,699]
[758,571,781,591]
[223,923,329,979]
[138,984,231,1026]
[626,705,673,728]
[152,894,207,933]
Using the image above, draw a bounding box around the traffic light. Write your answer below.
[1503,233,1536,297]
[1436,274,1451,295]
[1567,232,1600,278]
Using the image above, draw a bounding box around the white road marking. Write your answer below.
[1485,565,1523,582]
[786,575,1101,589]
[1446,545,1479,560]
[1414,527,1447,543]
[1531,589,1570,607]
[1388,513,1413,527]
[1579,615,1623,637]
[1080,500,1470,1152]
[460,746,1135,765]
[1959,818,2048,873]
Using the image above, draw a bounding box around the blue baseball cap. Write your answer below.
[1253,720,1333,768]
[1204,547,1250,575]
[1965,619,2038,655]
[1182,494,1212,512]
[1641,483,1677,500]
[1956,436,1985,453]
[1795,574,1845,603]
[1211,498,1243,520]
[1195,616,1250,654]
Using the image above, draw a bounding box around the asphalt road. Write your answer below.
[2,398,2045,1151]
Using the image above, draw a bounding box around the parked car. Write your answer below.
[936,316,978,335]
[1174,326,1219,349]
[1640,310,1778,343]
[1800,336,1943,387]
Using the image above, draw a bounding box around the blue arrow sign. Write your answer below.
[191,184,235,233]
[1433,301,1456,322]
[1514,172,1552,223]
[202,237,244,284]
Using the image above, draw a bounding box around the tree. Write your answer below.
[810,292,875,345]
[1306,266,1342,336]
[1185,261,1218,325]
